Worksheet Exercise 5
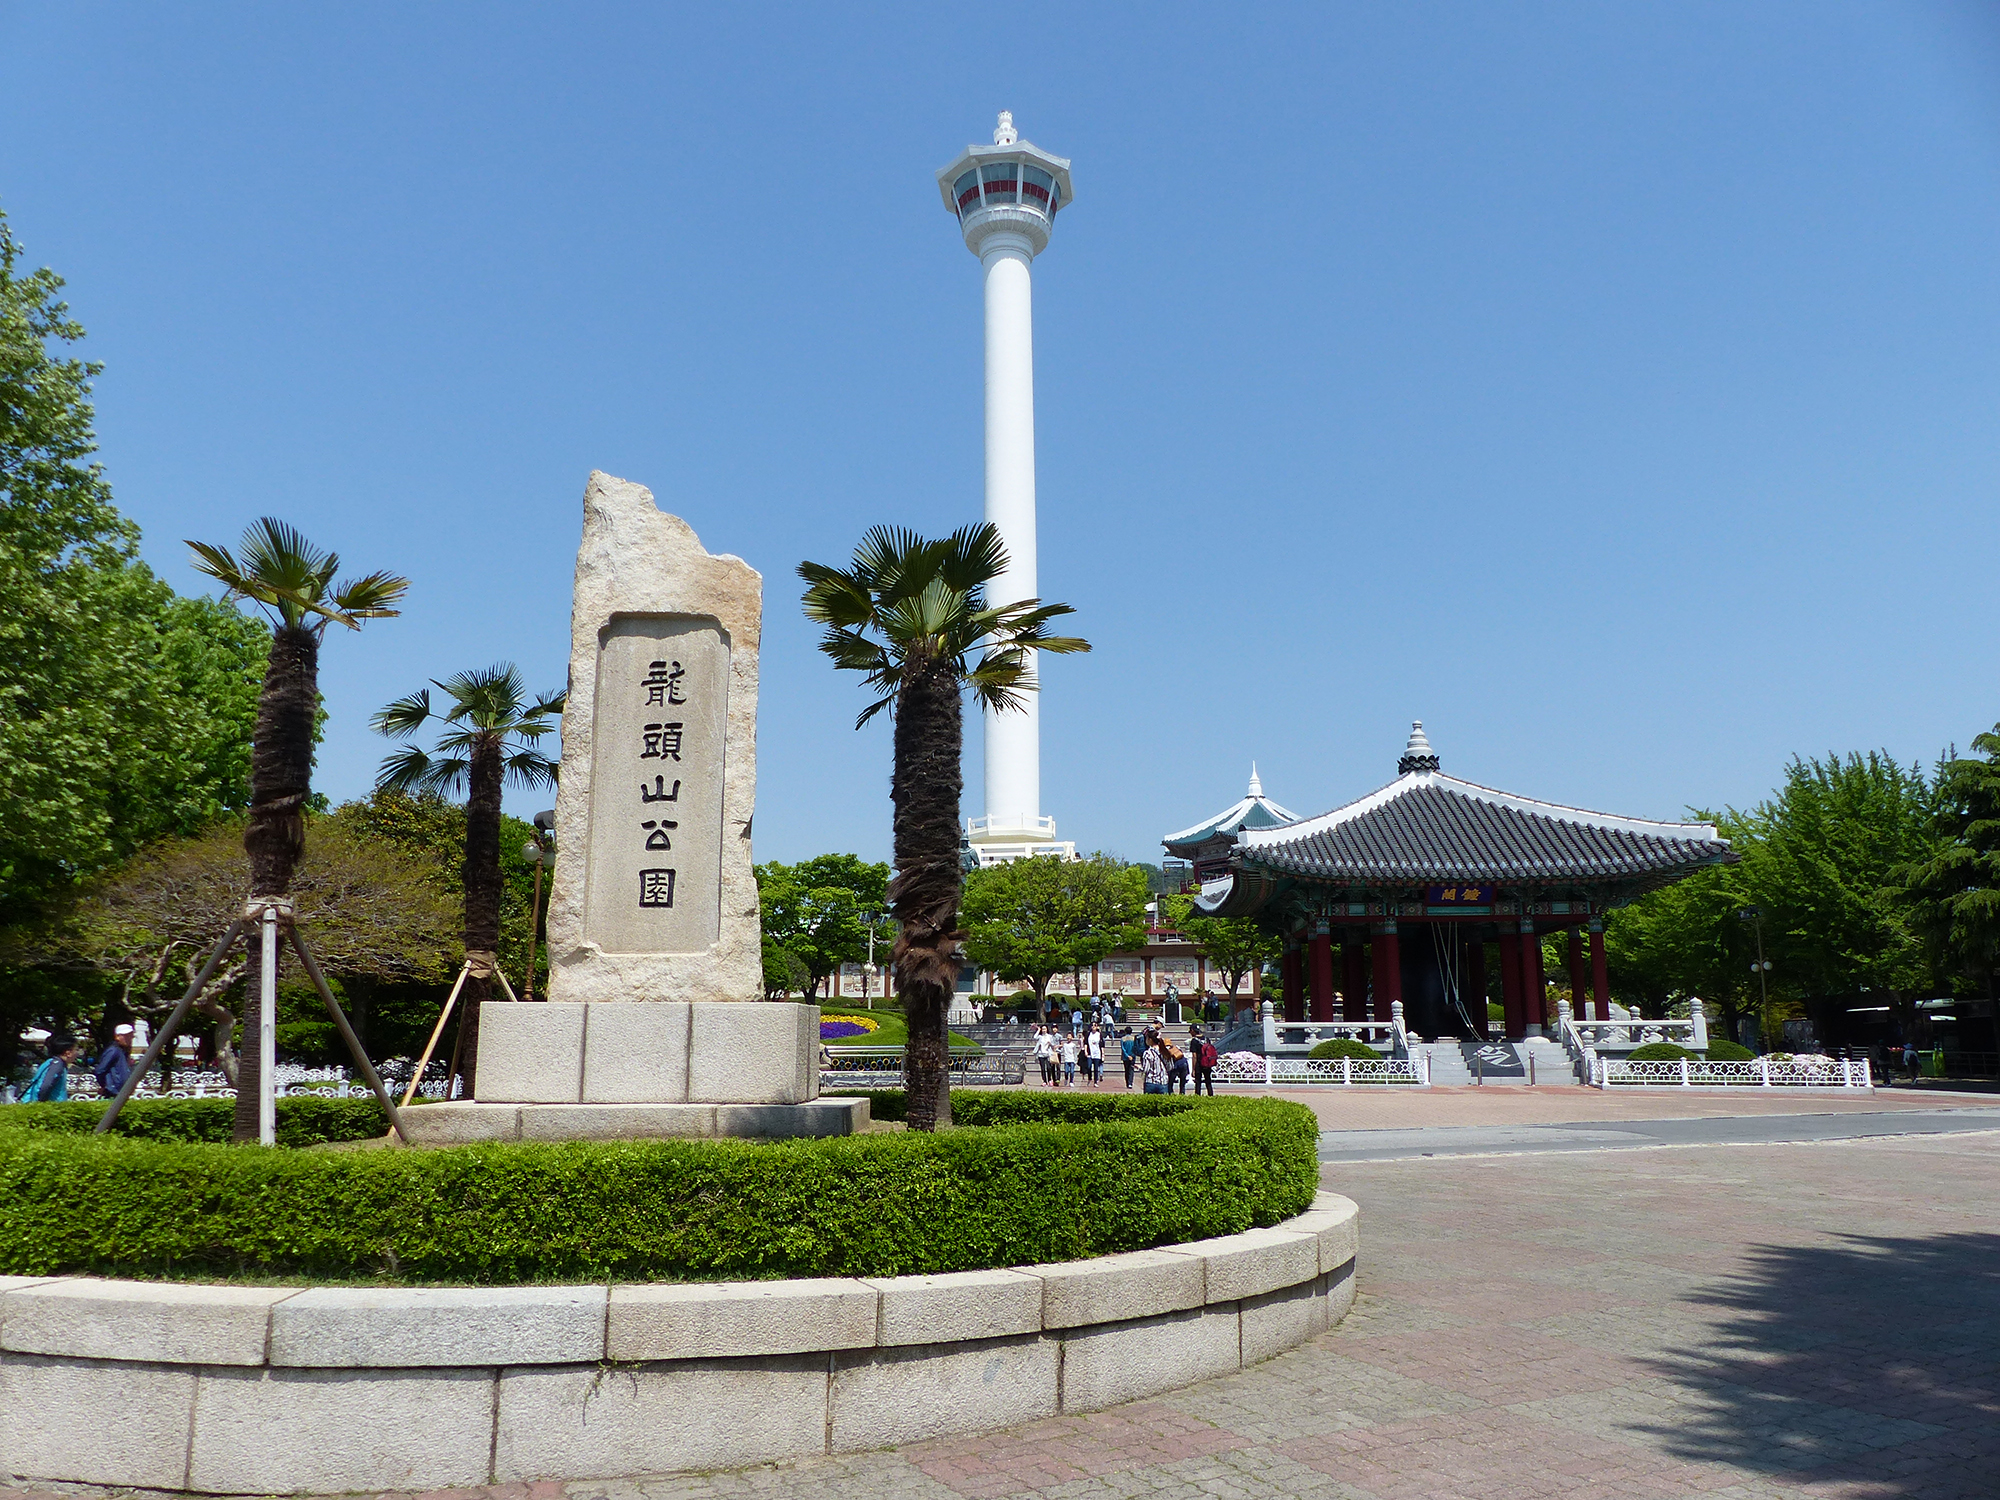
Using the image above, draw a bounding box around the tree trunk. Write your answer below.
[456,733,504,1098]
[889,660,962,1132]
[234,623,319,1142]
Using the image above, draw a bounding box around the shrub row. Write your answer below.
[1306,1039,1381,1062]
[0,1097,1318,1285]
[827,1090,1199,1125]
[0,1096,388,1148]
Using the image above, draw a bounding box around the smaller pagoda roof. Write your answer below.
[1163,765,1299,857]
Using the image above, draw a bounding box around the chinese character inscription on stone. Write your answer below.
[584,615,728,953]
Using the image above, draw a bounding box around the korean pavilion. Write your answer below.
[1180,724,1736,1040]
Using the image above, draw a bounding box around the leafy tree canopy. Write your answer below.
[754,854,890,999]
[0,210,269,921]
[961,855,1147,1010]
[1159,892,1279,996]
[1890,727,2000,991]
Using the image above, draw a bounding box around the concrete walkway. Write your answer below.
[7,1109,1996,1500]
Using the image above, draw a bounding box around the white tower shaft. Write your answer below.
[982,233,1039,835]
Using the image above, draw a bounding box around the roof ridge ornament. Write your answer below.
[994,110,1017,145]
[1397,720,1440,775]
[1248,761,1263,798]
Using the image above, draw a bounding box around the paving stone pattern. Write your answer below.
[6,1129,1995,1500]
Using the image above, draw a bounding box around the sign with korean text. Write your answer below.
[583,615,729,954]
[1425,883,1492,907]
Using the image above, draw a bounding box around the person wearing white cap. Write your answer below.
[94,1024,135,1098]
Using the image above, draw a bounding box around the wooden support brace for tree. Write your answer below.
[401,962,471,1111]
[284,926,408,1143]
[95,918,248,1135]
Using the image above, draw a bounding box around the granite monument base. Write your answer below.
[399,1097,868,1145]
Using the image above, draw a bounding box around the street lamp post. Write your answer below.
[1738,906,1772,1046]
[520,810,556,1003]
[860,910,883,1010]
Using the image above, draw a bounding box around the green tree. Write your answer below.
[963,856,1146,1016]
[1602,816,1760,1034]
[373,664,563,1095]
[1892,729,2000,1048]
[0,210,270,929]
[187,518,408,1139]
[753,853,891,1001]
[16,813,456,1084]
[799,523,1087,1130]
[1160,892,1280,1000]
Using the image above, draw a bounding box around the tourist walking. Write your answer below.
[94,1024,134,1099]
[1033,1026,1055,1086]
[1192,1029,1218,1095]
[1140,1038,1169,1094]
[1086,1025,1103,1085]
[1168,1038,1190,1094]
[1060,1032,1078,1086]
[1119,1028,1139,1089]
[20,1034,79,1103]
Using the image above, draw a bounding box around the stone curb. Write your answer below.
[0,1195,1359,1495]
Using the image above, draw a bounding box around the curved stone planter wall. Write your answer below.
[0,1194,1356,1496]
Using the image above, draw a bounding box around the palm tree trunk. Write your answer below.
[234,623,318,1142]
[890,659,962,1131]
[456,733,505,1097]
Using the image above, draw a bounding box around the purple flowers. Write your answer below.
[820,1020,872,1040]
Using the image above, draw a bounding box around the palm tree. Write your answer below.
[187,518,408,1141]
[800,523,1087,1131]
[373,664,564,1094]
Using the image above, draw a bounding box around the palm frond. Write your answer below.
[331,569,410,621]
[503,749,561,790]
[371,689,435,740]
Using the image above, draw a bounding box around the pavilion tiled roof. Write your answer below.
[1162,765,1299,855]
[1238,771,1730,885]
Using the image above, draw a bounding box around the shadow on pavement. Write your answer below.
[1638,1232,2000,1499]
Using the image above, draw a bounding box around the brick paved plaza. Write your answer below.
[5,1102,1995,1500]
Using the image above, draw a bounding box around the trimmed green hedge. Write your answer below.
[1703,1039,1755,1062]
[1624,1042,1702,1062]
[827,1090,1198,1125]
[1307,1039,1381,1062]
[0,1096,1317,1285]
[0,1096,388,1148]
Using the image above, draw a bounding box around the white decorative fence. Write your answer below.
[1214,1052,1428,1086]
[47,1063,455,1104]
[1593,1055,1872,1089]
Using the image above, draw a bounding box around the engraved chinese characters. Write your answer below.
[583,616,729,954]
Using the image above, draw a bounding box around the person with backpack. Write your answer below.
[1140,1036,1170,1094]
[20,1034,79,1103]
[1167,1038,1190,1094]
[1191,1028,1219,1095]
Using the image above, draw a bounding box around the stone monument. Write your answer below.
[405,473,864,1143]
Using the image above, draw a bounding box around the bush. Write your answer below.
[0,1097,1317,1285]
[1703,1039,1755,1062]
[1624,1042,1702,1062]
[827,1090,1199,1125]
[1307,1038,1380,1062]
[0,1096,387,1148]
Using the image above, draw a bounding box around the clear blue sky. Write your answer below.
[4,3,1997,865]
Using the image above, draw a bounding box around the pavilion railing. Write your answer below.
[1261,1005,1409,1058]
[820,1046,1027,1088]
[1214,1052,1429,1086]
[1565,999,1710,1054]
[1593,1054,1873,1089]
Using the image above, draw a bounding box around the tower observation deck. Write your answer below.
[937,113,1076,866]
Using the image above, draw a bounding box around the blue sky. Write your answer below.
[4,2,1997,865]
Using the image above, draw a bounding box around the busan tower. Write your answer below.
[937,112,1076,865]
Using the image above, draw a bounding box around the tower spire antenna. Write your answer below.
[936,118,1075,865]
[1248,762,1263,798]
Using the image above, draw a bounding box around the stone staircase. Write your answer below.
[1412,1038,1582,1086]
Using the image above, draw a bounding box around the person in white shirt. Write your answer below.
[1059,1033,1079,1086]
[1085,1025,1104,1086]
[1033,1026,1057,1087]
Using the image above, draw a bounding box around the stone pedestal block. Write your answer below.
[473,999,819,1111]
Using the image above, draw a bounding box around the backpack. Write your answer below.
[20,1059,57,1103]
[1197,1040,1218,1069]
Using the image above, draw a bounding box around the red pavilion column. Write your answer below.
[1282,939,1304,1023]
[1522,920,1547,1033]
[1371,921,1401,1024]
[1342,939,1369,1022]
[1567,928,1586,1027]
[1308,924,1334,1022]
[1589,919,1611,1021]
[1498,926,1523,1040]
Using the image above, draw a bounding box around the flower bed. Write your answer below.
[819,1014,880,1040]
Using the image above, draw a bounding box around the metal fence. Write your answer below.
[1212,1054,1428,1086]
[819,1047,1028,1088]
[1594,1056,1873,1089]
